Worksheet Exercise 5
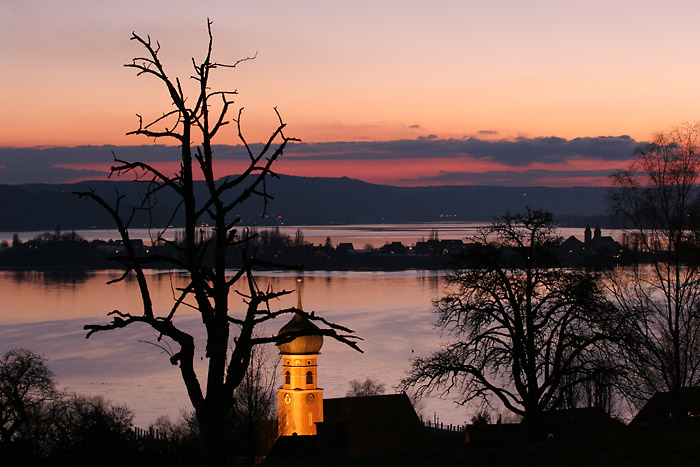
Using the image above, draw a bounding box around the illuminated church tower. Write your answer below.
[276,279,324,436]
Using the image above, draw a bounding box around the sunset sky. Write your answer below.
[2,0,699,186]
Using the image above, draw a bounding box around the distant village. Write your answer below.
[0,224,634,271]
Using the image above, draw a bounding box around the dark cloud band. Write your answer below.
[284,135,640,164]
[0,135,641,184]
[402,168,621,186]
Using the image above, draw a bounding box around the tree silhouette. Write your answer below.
[228,343,278,461]
[607,123,700,409]
[402,209,614,440]
[0,349,56,445]
[0,349,138,462]
[346,377,386,397]
[76,20,360,465]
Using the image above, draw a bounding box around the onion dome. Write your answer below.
[276,312,324,355]
[276,278,323,355]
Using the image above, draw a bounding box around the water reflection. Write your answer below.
[417,270,442,294]
[44,269,91,286]
[0,269,466,427]
[9,269,89,287]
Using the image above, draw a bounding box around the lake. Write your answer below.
[0,221,623,429]
[0,268,476,428]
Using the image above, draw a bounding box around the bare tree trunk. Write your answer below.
[77,21,362,465]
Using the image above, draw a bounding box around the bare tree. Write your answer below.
[0,349,138,462]
[555,356,617,415]
[0,349,56,444]
[76,21,360,465]
[607,123,700,409]
[401,209,614,440]
[470,409,492,426]
[293,229,305,248]
[229,343,278,461]
[48,394,134,462]
[346,377,386,397]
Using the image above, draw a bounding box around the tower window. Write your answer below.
[285,371,291,385]
[306,371,313,385]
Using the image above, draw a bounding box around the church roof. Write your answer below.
[320,393,427,455]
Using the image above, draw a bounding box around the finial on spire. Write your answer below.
[296,277,303,311]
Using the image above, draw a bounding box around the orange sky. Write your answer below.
[1,1,699,186]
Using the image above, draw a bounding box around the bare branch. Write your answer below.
[77,21,357,461]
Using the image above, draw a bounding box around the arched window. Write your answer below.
[306,371,313,385]
[285,371,291,385]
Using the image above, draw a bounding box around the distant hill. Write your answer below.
[0,176,613,231]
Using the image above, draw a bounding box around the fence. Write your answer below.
[129,426,175,454]
[421,420,466,432]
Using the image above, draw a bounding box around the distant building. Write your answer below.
[439,239,464,254]
[336,242,354,253]
[412,241,429,254]
[559,226,623,265]
[380,241,408,255]
[593,224,602,240]
[413,238,460,255]
[561,235,584,254]
[586,224,621,256]
[425,239,441,254]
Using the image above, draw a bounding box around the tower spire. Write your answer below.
[277,276,324,437]
[297,277,303,311]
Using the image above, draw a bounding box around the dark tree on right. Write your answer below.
[607,123,700,409]
[402,209,614,440]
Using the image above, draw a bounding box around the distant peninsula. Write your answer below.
[0,224,627,271]
[0,175,614,232]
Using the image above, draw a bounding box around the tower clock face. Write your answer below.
[306,393,315,405]
[284,393,291,404]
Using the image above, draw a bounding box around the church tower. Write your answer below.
[584,225,592,244]
[276,278,324,436]
[594,224,602,241]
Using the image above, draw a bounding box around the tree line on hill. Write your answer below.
[0,179,615,231]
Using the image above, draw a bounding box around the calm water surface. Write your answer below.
[1,223,622,428]
[0,269,476,428]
